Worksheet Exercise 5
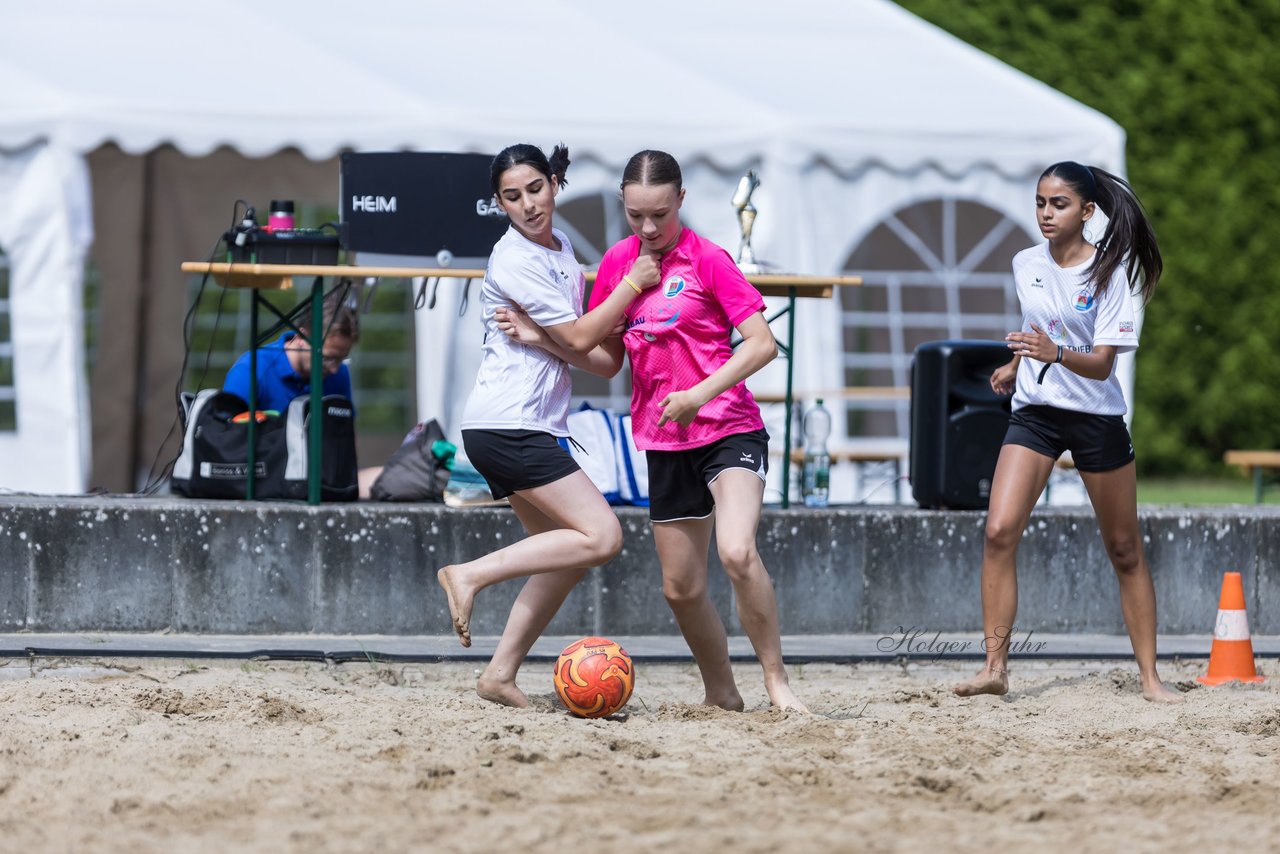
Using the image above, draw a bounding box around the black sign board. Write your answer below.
[339,152,507,263]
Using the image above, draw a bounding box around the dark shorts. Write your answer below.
[1003,405,1135,473]
[646,429,770,522]
[461,429,580,500]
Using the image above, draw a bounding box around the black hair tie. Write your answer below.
[1035,344,1064,385]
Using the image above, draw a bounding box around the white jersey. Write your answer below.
[1011,243,1139,416]
[460,226,584,436]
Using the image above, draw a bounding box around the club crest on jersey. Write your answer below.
[1072,289,1095,312]
[663,276,685,298]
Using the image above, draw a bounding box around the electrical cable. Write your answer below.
[138,200,250,494]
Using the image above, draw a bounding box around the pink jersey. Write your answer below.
[588,228,766,451]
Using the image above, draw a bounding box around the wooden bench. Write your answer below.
[1224,450,1280,503]
[754,387,910,404]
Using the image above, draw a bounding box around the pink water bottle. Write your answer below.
[268,199,295,230]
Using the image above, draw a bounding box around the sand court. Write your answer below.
[1,656,1276,852]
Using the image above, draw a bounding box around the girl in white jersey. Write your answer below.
[436,144,660,708]
[498,150,807,712]
[954,161,1181,703]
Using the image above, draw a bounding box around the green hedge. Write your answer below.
[897,0,1280,474]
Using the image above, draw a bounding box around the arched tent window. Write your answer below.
[0,248,14,431]
[840,198,1035,441]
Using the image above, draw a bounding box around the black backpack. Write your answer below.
[171,390,358,501]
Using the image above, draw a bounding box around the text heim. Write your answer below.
[352,195,397,212]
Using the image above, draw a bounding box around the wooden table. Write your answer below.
[181,262,860,507]
[1224,450,1280,503]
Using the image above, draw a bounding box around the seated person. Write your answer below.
[224,289,391,499]
[223,289,358,413]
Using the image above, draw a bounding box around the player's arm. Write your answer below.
[497,307,626,378]
[1007,324,1118,380]
[657,312,776,427]
[541,253,661,354]
[1057,344,1118,380]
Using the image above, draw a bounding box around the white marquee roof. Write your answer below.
[0,0,1124,175]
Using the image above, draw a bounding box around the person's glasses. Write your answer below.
[300,347,348,367]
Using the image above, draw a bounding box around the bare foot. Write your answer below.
[436,566,472,648]
[1142,679,1184,704]
[765,679,810,713]
[953,666,1008,697]
[704,690,745,712]
[477,675,530,708]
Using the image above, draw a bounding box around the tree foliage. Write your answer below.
[896,0,1280,474]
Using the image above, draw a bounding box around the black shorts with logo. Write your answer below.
[1003,404,1135,473]
[461,429,580,500]
[646,429,770,522]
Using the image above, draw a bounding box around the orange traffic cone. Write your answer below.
[1197,572,1264,685]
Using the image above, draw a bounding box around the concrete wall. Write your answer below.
[1,497,1276,635]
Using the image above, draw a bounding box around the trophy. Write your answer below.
[732,170,763,274]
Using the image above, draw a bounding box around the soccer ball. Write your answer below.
[553,637,635,718]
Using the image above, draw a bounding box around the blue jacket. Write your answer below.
[223,334,354,413]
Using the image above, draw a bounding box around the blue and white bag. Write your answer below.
[560,403,620,504]
[614,413,649,506]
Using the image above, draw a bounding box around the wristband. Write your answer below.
[623,275,642,295]
[1055,344,1064,364]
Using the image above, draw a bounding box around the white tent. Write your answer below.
[0,0,1129,495]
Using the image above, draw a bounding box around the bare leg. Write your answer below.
[1079,463,1182,704]
[955,444,1054,697]
[653,516,744,710]
[437,470,622,648]
[708,471,807,712]
[477,494,591,707]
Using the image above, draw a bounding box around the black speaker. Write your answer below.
[910,340,1014,509]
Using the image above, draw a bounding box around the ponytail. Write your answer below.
[547,144,571,190]
[490,143,571,194]
[1040,162,1162,303]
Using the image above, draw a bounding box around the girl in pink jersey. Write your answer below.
[499,150,806,712]
[953,161,1180,703]
[437,143,660,708]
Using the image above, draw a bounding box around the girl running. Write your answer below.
[953,161,1181,703]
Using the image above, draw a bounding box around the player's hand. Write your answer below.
[990,361,1017,395]
[628,253,662,290]
[1006,323,1054,362]
[657,389,706,428]
[495,304,545,346]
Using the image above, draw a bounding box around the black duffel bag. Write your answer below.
[171,390,358,501]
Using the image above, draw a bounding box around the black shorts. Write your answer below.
[646,429,770,522]
[461,429,580,500]
[1003,405,1135,473]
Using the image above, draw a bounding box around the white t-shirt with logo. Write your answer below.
[1011,243,1139,415]
[460,226,583,436]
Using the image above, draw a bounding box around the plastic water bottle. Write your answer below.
[802,398,831,507]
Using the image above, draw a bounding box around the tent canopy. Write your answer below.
[0,0,1123,174]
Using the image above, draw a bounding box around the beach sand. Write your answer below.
[1,656,1276,852]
